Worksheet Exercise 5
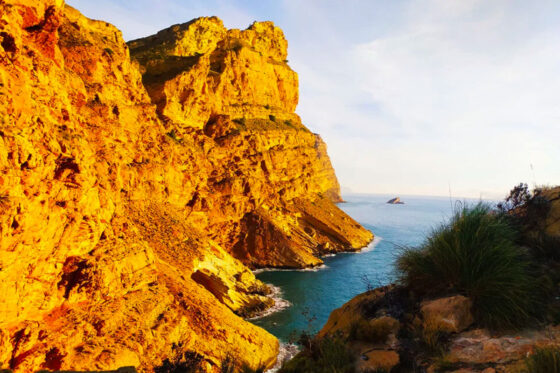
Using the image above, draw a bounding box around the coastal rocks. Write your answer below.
[357,350,400,372]
[421,295,474,334]
[446,327,560,366]
[317,286,404,372]
[387,197,404,204]
[317,286,560,373]
[0,1,372,372]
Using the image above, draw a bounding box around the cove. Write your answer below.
[251,194,481,342]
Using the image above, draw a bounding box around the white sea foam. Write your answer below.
[349,236,382,254]
[248,284,291,320]
[321,253,336,258]
[266,343,300,372]
[252,264,328,274]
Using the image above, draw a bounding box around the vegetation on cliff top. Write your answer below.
[283,185,560,372]
[397,202,541,329]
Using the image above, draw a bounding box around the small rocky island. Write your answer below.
[387,197,404,204]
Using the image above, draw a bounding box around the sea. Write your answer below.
[250,194,489,346]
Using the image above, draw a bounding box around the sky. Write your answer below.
[66,0,560,199]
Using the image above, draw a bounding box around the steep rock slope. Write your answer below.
[128,17,373,268]
[0,1,372,372]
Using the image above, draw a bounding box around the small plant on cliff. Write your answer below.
[497,183,551,231]
[233,117,247,128]
[166,129,183,143]
[155,351,204,373]
[280,335,354,373]
[397,203,540,330]
[524,347,560,373]
[269,114,276,122]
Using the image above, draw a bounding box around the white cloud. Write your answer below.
[66,0,560,198]
[291,0,560,197]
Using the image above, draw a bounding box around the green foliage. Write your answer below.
[155,351,203,373]
[269,114,277,122]
[431,356,456,372]
[419,318,450,356]
[525,347,560,373]
[233,117,247,128]
[525,232,560,262]
[280,335,354,373]
[348,318,395,344]
[397,203,541,330]
[166,129,183,143]
[220,354,265,373]
[498,183,551,231]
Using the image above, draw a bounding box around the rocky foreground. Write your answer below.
[306,187,560,373]
[0,1,372,372]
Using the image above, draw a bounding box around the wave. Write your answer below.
[252,264,328,274]
[348,235,383,254]
[248,284,292,320]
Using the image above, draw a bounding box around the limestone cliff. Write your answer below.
[0,1,372,372]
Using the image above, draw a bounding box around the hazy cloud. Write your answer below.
[67,0,560,198]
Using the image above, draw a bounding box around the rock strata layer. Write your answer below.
[0,2,372,372]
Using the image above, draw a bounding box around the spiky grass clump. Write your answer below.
[525,347,560,373]
[279,336,354,373]
[397,203,540,330]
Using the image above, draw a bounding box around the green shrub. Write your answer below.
[233,118,247,128]
[525,347,560,373]
[420,318,450,355]
[166,129,182,143]
[221,354,265,373]
[525,232,560,262]
[348,318,396,343]
[155,351,203,373]
[397,203,540,329]
[280,336,354,373]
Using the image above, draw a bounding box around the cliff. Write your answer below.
[0,1,372,372]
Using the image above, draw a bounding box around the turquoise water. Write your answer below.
[251,194,475,342]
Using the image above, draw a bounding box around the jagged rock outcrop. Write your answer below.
[126,16,372,267]
[0,1,372,372]
[315,286,560,373]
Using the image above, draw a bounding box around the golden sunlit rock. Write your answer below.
[0,1,372,372]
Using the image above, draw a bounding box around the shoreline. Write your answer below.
[251,237,382,370]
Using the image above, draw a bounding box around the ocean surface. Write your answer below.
[251,193,483,342]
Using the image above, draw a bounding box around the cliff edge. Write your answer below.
[0,1,372,372]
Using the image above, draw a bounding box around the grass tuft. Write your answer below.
[525,347,560,373]
[397,203,541,330]
[280,335,354,373]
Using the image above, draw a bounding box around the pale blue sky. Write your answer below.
[67,0,560,199]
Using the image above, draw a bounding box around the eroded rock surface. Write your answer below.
[0,1,372,372]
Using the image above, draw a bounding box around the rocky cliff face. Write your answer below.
[0,1,372,372]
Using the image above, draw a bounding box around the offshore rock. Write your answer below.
[0,1,372,372]
[386,197,404,204]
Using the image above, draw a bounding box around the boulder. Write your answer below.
[447,326,560,365]
[356,350,399,373]
[421,295,474,334]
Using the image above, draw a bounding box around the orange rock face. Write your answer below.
[0,2,372,372]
